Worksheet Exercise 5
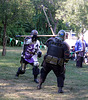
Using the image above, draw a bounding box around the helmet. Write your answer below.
[57,30,66,41]
[30,30,38,42]
[30,30,38,35]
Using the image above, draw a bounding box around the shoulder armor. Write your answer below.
[24,37,32,44]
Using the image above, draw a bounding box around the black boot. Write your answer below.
[37,84,41,89]
[37,77,43,89]
[15,67,20,78]
[58,87,64,93]
[34,75,39,83]
[34,79,39,83]
[14,73,19,79]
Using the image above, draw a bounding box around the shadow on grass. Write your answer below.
[0,47,88,100]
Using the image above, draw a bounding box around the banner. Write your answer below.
[16,40,18,45]
[10,38,13,43]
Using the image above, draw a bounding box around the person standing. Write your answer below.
[75,35,88,68]
[70,46,75,60]
[37,30,70,93]
[15,30,42,83]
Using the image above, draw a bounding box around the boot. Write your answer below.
[58,87,64,93]
[14,73,19,79]
[34,75,39,83]
[37,77,43,89]
[37,84,41,89]
[34,79,39,83]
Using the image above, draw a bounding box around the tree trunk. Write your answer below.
[2,23,6,56]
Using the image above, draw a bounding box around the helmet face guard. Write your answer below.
[32,34,37,42]
[31,30,38,42]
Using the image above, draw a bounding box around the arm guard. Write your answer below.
[63,41,70,63]
[64,50,70,62]
[22,37,32,55]
[36,40,42,57]
[23,44,28,55]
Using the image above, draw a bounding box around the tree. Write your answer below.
[0,0,20,56]
[0,0,33,56]
[30,0,64,34]
[55,0,88,33]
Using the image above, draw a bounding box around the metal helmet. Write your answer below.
[30,30,38,42]
[57,30,66,41]
[30,30,38,35]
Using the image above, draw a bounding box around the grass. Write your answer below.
[0,46,88,100]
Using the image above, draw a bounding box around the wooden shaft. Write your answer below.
[16,35,57,37]
[42,5,55,35]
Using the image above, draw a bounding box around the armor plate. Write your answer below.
[47,44,64,58]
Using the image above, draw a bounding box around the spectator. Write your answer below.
[75,35,88,68]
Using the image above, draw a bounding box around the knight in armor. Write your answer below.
[37,30,70,93]
[15,30,42,83]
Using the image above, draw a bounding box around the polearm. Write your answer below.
[42,5,55,35]
[16,35,57,37]
[16,5,56,38]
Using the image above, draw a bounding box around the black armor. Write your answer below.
[45,38,65,66]
[37,30,70,93]
[47,38,64,58]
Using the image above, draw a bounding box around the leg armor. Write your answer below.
[32,61,40,83]
[57,74,65,93]
[57,74,65,87]
[40,68,48,83]
[32,61,40,76]
[16,63,26,77]
[37,68,49,89]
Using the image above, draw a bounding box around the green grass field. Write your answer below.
[0,46,88,100]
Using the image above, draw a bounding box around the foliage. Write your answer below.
[0,0,88,48]
[56,0,88,33]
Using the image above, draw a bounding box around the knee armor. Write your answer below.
[33,61,39,67]
[21,63,26,72]
[32,61,40,75]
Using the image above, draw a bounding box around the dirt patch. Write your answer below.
[0,78,73,100]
